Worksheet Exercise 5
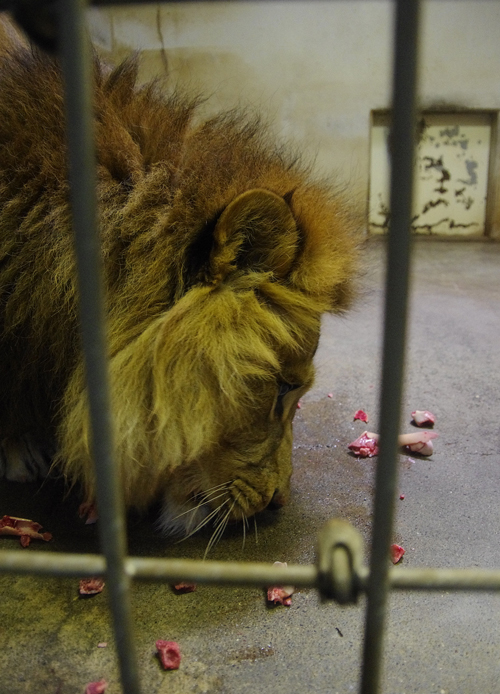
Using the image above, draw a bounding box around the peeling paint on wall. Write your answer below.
[369,113,492,236]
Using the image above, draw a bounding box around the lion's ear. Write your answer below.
[0,16,28,56]
[209,188,299,282]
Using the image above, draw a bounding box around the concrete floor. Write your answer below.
[1,238,500,694]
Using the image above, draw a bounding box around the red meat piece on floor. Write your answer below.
[353,409,369,423]
[85,680,107,694]
[79,578,105,596]
[348,431,379,458]
[172,582,197,593]
[391,544,405,564]
[156,640,181,670]
[266,561,294,606]
[411,410,435,427]
[0,515,52,546]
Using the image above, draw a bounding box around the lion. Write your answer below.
[0,20,359,541]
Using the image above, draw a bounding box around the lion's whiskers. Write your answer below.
[169,481,260,555]
[242,514,247,551]
[178,499,229,542]
[253,515,259,545]
[173,489,228,522]
[170,481,233,538]
[204,500,236,559]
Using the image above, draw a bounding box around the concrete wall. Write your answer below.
[87,1,500,237]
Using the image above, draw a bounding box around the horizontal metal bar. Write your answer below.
[129,557,318,585]
[0,0,406,10]
[0,550,318,586]
[389,567,500,592]
[88,0,373,3]
[0,550,106,576]
[2,549,500,593]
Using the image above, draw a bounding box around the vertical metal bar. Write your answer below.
[360,2,421,694]
[57,1,141,692]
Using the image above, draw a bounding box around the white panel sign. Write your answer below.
[369,113,492,236]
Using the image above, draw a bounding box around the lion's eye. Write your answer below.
[275,382,301,418]
[277,382,300,399]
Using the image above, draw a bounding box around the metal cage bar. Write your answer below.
[57,0,141,691]
[0,1,498,694]
[360,2,421,693]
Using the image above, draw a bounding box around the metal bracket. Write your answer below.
[316,518,365,604]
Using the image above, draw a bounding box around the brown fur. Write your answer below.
[0,22,360,536]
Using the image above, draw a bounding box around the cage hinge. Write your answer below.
[316,518,365,604]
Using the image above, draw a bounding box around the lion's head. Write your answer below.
[58,182,359,539]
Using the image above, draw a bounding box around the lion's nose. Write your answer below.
[267,489,287,510]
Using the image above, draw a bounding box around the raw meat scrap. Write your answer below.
[398,431,438,456]
[353,409,369,423]
[79,578,105,595]
[266,561,294,606]
[0,515,52,546]
[348,430,438,457]
[411,410,435,427]
[391,544,405,564]
[156,640,182,670]
[172,582,197,593]
[267,585,294,606]
[85,680,108,694]
[348,431,379,458]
